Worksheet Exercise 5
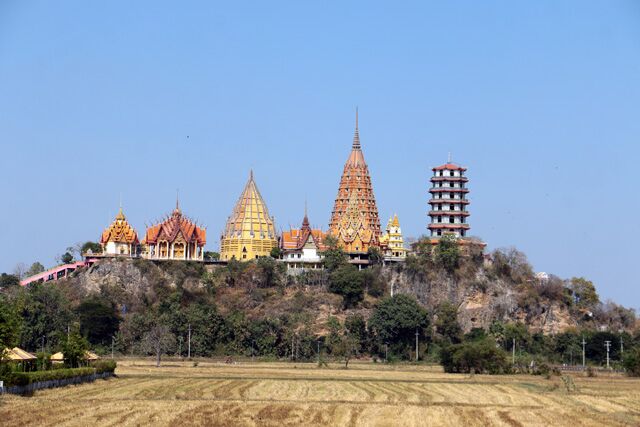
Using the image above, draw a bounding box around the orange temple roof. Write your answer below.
[100,208,139,245]
[143,205,206,246]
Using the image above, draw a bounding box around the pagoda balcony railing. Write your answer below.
[430,176,469,182]
[428,210,470,216]
[428,223,471,228]
[429,187,470,193]
[429,198,470,204]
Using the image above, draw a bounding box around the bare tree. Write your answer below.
[13,262,27,280]
[142,324,176,367]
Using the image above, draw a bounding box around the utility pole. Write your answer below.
[620,336,624,356]
[512,338,516,365]
[415,330,419,362]
[111,336,115,360]
[582,337,586,368]
[187,324,191,359]
[605,340,611,369]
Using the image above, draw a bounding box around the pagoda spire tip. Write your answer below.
[352,107,361,150]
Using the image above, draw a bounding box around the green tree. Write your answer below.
[328,265,365,309]
[440,338,510,374]
[435,234,460,272]
[0,295,21,354]
[0,273,20,289]
[204,251,220,260]
[19,283,73,350]
[269,247,283,259]
[61,252,74,264]
[257,256,280,287]
[623,347,640,377]
[76,297,120,346]
[434,302,462,344]
[569,277,600,309]
[80,241,102,254]
[62,323,89,368]
[25,262,46,278]
[345,313,368,355]
[321,236,348,272]
[368,294,429,358]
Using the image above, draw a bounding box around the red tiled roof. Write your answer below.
[433,162,467,171]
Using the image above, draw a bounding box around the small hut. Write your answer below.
[2,347,37,371]
[50,352,65,364]
[50,351,100,364]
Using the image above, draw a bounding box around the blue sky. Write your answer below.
[0,1,639,308]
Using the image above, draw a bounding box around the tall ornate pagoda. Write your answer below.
[220,171,278,261]
[329,110,381,253]
[428,158,470,238]
[100,206,139,256]
[142,200,206,260]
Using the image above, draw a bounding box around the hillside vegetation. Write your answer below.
[0,239,638,370]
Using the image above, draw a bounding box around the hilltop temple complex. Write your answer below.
[141,201,207,260]
[100,207,139,256]
[18,116,492,288]
[328,111,381,254]
[219,171,278,261]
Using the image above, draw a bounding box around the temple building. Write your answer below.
[280,209,328,274]
[220,171,278,261]
[379,214,407,261]
[329,110,381,253]
[100,207,139,256]
[142,201,206,260]
[428,159,471,238]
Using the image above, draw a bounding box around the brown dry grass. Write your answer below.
[1,359,639,426]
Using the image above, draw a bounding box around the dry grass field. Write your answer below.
[2,358,640,426]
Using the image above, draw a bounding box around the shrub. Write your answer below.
[92,359,117,374]
[440,339,511,374]
[5,367,95,386]
[623,347,640,377]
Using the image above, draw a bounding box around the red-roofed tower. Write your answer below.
[428,158,470,238]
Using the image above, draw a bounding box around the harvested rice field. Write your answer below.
[2,359,640,426]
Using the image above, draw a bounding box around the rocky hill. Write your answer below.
[58,247,634,338]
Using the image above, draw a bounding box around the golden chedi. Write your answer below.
[220,171,278,261]
[329,110,381,253]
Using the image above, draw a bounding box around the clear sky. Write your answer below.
[0,1,639,308]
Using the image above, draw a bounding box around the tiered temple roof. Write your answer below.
[328,110,381,252]
[142,202,206,246]
[100,207,139,245]
[281,212,328,252]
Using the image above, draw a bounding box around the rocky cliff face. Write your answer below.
[384,266,577,334]
[67,258,578,334]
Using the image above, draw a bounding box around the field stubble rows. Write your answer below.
[1,359,639,426]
